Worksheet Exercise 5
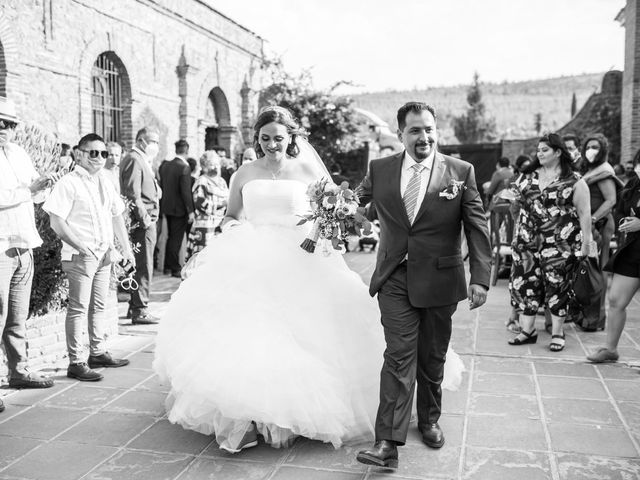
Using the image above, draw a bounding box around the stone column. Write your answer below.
[620,0,640,161]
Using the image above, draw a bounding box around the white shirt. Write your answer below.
[0,143,45,251]
[43,166,125,261]
[400,150,435,223]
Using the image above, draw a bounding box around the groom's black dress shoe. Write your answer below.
[356,440,398,469]
[420,423,445,449]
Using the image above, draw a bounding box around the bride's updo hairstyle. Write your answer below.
[253,106,303,158]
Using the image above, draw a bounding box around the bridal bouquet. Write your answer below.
[299,179,372,253]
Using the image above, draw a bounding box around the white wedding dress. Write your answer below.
[153,178,464,450]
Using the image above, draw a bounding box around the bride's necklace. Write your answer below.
[265,160,284,180]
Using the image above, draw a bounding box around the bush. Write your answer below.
[12,125,68,317]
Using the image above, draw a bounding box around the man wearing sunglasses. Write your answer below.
[0,98,57,411]
[44,133,134,382]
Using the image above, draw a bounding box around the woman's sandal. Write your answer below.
[549,334,566,352]
[508,329,537,345]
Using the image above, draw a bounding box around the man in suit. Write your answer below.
[160,139,194,277]
[120,127,161,324]
[355,102,491,469]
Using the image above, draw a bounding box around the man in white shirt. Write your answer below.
[44,133,135,382]
[0,98,56,411]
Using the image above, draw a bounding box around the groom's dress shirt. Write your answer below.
[400,150,434,223]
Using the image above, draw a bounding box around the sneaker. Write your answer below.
[0,398,4,413]
[88,352,130,369]
[132,312,160,325]
[67,362,103,381]
[9,371,54,389]
[586,347,619,363]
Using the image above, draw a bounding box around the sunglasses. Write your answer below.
[79,148,109,159]
[0,120,17,130]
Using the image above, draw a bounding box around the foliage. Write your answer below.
[452,72,498,144]
[12,125,68,317]
[258,58,363,169]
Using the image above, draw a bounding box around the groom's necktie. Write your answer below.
[403,163,425,224]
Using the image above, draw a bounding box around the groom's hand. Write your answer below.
[468,284,488,310]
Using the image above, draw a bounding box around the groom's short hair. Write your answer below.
[397,102,437,130]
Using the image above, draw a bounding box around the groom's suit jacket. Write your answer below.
[357,151,491,308]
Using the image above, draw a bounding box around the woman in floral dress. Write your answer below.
[185,151,229,259]
[508,133,593,351]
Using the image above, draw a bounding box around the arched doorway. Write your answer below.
[201,86,232,155]
[0,39,6,97]
[91,51,132,144]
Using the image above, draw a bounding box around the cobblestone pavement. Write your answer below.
[1,252,639,480]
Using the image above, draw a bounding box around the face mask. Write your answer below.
[145,143,159,160]
[585,148,598,163]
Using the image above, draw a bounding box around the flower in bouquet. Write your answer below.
[299,179,372,253]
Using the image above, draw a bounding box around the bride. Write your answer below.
[153,106,464,453]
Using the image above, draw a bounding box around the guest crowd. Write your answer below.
[1,92,639,417]
[0,97,238,413]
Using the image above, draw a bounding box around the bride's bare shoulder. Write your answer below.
[232,162,263,187]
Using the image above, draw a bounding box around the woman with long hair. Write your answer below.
[508,133,593,352]
[587,149,640,363]
[577,134,622,331]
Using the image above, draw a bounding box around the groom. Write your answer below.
[356,102,491,468]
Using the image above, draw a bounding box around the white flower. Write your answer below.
[548,295,559,307]
[512,277,525,290]
[560,223,574,240]
[561,187,572,199]
[325,184,340,194]
[541,248,558,258]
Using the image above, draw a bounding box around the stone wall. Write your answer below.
[0,0,264,164]
[620,0,640,162]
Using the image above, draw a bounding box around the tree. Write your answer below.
[452,72,497,144]
[258,58,362,168]
[571,92,577,117]
[534,112,543,135]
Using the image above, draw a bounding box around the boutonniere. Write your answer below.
[439,180,467,200]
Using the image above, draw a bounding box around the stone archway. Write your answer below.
[0,39,6,97]
[90,51,133,146]
[0,13,22,100]
[199,86,235,157]
[78,34,138,147]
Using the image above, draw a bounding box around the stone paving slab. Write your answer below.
[0,258,639,480]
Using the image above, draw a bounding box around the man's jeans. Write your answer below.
[61,252,112,364]
[130,222,156,315]
[0,248,33,376]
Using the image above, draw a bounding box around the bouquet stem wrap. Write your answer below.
[300,219,321,253]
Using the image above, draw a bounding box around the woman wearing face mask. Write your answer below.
[587,149,640,363]
[185,151,228,259]
[577,134,622,331]
[508,133,594,352]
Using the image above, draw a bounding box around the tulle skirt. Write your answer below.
[153,222,464,450]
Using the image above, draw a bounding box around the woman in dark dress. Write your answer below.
[578,134,622,331]
[508,133,593,352]
[587,150,640,363]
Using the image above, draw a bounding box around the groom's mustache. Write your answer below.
[415,141,433,147]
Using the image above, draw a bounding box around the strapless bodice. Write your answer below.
[242,179,310,227]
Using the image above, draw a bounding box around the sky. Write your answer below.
[213,0,626,93]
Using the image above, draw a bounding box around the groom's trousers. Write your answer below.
[375,262,456,445]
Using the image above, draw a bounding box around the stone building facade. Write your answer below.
[0,0,265,163]
[618,0,640,162]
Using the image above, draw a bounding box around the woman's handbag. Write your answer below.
[571,256,604,307]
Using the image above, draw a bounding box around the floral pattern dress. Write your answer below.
[186,175,228,259]
[509,171,582,316]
